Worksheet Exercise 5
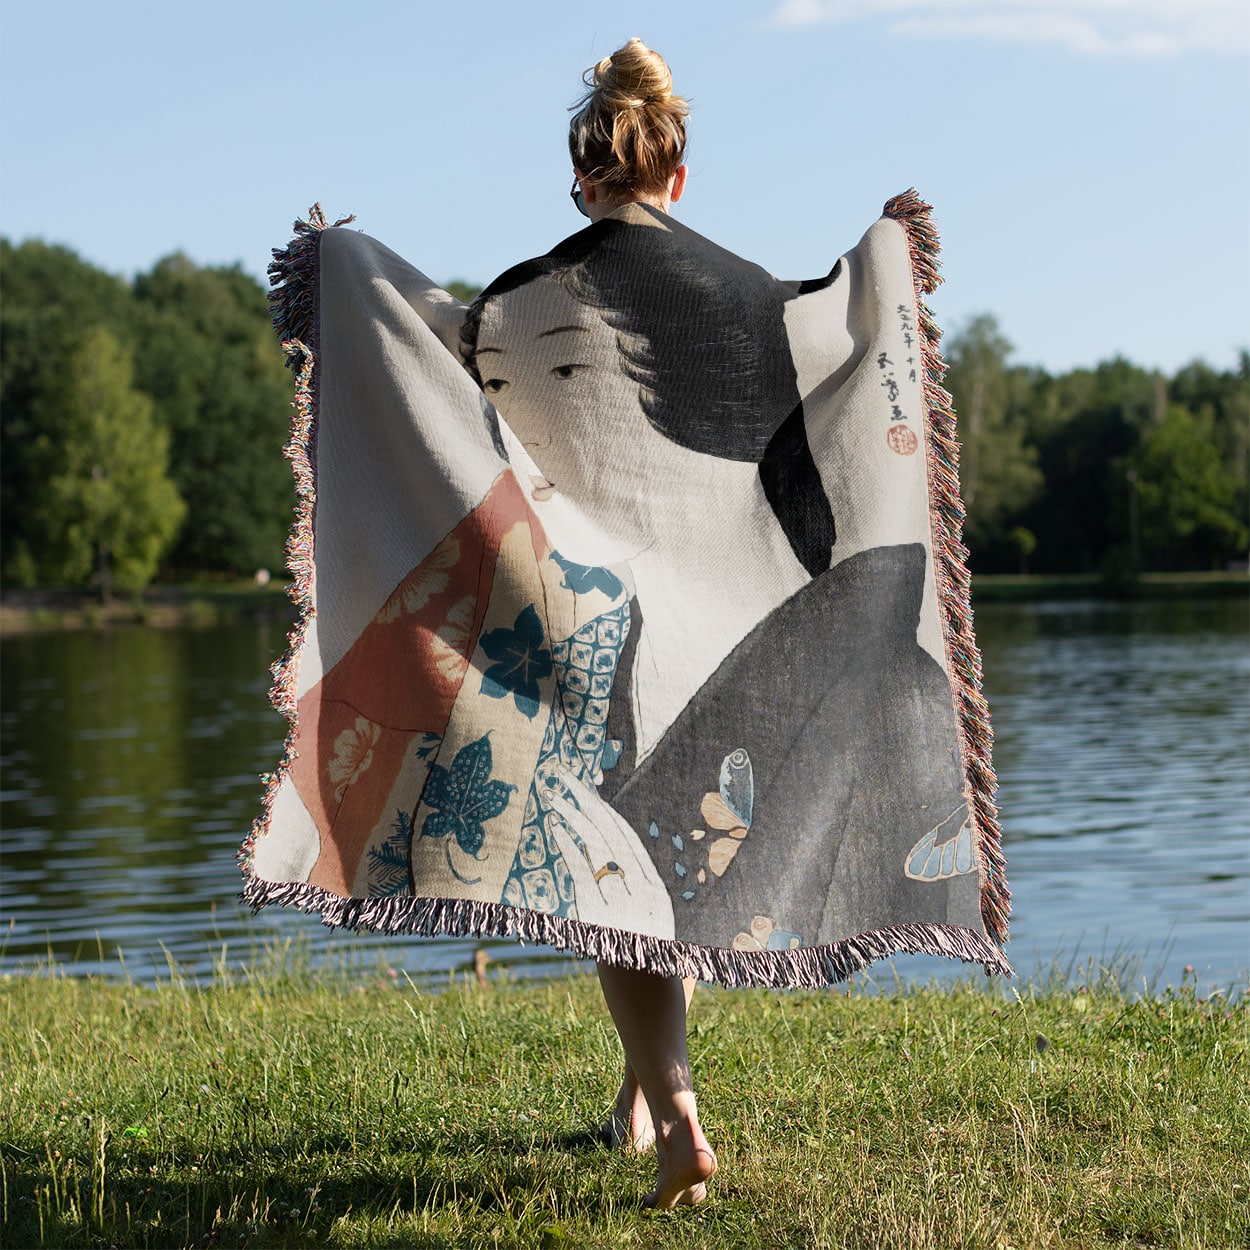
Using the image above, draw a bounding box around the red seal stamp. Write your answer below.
[886,424,919,456]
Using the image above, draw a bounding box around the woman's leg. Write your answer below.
[603,976,697,1151]
[595,964,717,1208]
[604,1056,654,1151]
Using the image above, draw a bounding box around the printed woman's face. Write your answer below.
[474,275,690,561]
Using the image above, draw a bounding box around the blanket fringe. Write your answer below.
[238,206,352,872]
[266,203,356,353]
[883,189,1010,947]
[241,873,1013,987]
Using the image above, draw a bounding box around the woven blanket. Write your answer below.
[239,192,1012,987]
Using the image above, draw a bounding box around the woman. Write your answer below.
[243,37,1010,1213]
[460,40,977,1203]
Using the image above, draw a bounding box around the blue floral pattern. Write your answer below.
[370,733,440,897]
[499,600,631,918]
[479,605,553,719]
[550,551,625,600]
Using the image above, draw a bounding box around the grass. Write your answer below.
[1,959,1246,1249]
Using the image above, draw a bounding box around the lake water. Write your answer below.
[2,597,1247,994]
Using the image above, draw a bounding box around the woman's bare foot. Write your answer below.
[602,1070,655,1151]
[594,966,711,1207]
[644,1116,717,1209]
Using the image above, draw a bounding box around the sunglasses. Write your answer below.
[570,176,589,219]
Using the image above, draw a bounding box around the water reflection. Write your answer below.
[2,597,1246,991]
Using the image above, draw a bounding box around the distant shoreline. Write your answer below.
[0,581,293,635]
[968,569,1249,602]
[1,570,1246,635]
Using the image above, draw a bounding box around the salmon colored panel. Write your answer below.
[296,472,541,892]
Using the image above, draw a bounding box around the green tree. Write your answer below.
[1007,526,1037,575]
[1020,357,1161,573]
[943,315,1043,560]
[25,328,185,597]
[1169,353,1250,542]
[444,280,482,304]
[1,239,139,580]
[1132,404,1247,569]
[132,256,293,574]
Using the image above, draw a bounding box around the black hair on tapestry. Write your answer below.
[461,208,834,575]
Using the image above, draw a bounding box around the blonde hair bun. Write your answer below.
[591,36,676,110]
[569,38,689,199]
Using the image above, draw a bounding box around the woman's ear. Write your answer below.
[575,168,599,206]
[669,165,688,203]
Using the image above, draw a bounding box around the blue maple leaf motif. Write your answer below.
[479,604,553,719]
[549,551,624,600]
[421,733,514,883]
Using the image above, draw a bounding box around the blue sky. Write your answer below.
[2,0,1246,375]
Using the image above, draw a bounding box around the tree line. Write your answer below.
[945,316,1247,576]
[1,239,1246,595]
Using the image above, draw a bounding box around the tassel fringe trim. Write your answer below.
[240,873,1013,987]
[883,189,1011,947]
[238,205,352,874]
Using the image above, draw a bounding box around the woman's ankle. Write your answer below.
[646,1113,717,1209]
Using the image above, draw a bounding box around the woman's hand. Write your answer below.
[542,765,675,939]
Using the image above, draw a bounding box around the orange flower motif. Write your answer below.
[328,716,382,801]
[429,595,476,681]
[374,536,461,623]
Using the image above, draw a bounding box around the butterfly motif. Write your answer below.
[904,805,976,881]
[652,748,756,898]
[701,749,753,878]
[718,748,754,827]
